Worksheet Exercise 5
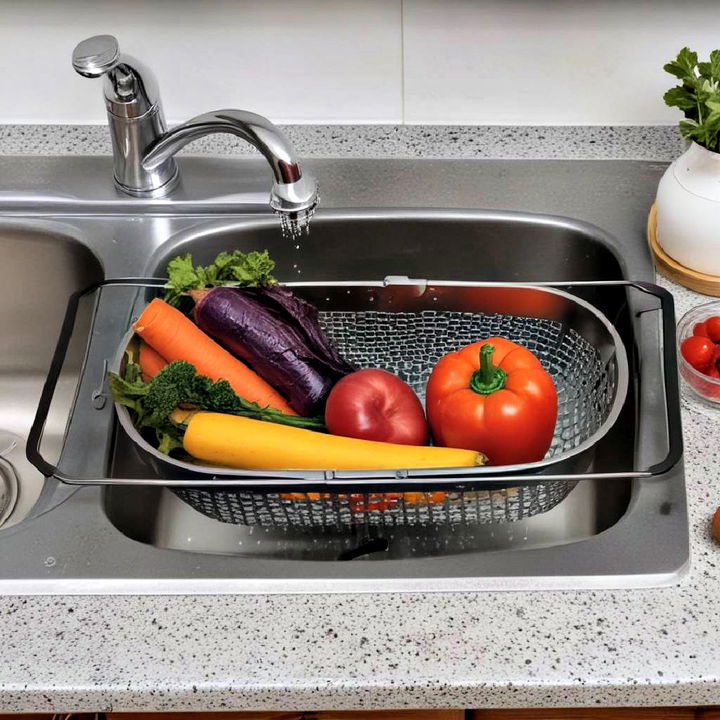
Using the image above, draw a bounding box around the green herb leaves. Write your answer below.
[664,47,700,82]
[163,249,277,308]
[664,48,720,152]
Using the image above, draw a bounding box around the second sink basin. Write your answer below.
[0,224,102,527]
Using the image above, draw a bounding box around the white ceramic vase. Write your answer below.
[656,141,720,276]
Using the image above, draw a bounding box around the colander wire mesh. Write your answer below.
[173,308,615,528]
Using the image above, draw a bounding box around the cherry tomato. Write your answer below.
[705,315,720,343]
[702,364,720,401]
[325,369,429,446]
[681,335,715,371]
[693,320,709,337]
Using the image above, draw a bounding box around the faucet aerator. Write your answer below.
[269,175,319,215]
[270,175,319,239]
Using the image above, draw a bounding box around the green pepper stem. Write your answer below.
[469,344,507,395]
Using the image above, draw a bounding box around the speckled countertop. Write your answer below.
[0,123,687,160]
[1,125,719,713]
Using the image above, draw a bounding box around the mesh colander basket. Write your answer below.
[109,279,629,528]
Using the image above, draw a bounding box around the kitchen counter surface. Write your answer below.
[1,126,719,712]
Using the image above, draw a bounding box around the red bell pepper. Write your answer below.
[426,337,558,466]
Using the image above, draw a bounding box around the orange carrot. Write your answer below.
[133,298,298,415]
[138,342,168,382]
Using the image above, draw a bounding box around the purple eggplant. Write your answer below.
[193,285,353,416]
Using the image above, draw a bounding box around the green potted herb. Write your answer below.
[656,47,720,277]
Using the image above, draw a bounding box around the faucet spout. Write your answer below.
[143,109,318,215]
[72,36,318,225]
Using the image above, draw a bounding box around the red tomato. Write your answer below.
[325,369,429,445]
[681,335,715,371]
[693,320,709,337]
[706,316,720,343]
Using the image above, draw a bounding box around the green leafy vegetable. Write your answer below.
[163,250,277,308]
[108,360,325,456]
[664,47,720,152]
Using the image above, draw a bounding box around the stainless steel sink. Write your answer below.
[0,156,688,593]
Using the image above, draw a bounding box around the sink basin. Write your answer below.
[104,211,633,562]
[0,156,688,593]
[0,224,103,527]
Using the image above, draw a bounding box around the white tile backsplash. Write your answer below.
[0,0,718,126]
[0,0,402,125]
[403,0,720,125]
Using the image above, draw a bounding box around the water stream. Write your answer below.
[277,205,316,242]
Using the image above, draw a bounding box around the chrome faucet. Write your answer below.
[71,35,318,229]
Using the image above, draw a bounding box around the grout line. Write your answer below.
[400,0,406,125]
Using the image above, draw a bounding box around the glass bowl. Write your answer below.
[677,300,720,407]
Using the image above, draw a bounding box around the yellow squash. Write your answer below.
[175,410,486,471]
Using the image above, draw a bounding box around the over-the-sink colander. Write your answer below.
[28,278,682,530]
[116,279,627,527]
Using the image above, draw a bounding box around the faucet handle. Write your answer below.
[71,34,161,119]
[72,35,120,78]
[71,33,176,195]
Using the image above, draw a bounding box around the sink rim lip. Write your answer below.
[0,561,691,595]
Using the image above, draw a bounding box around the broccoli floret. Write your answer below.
[144,361,243,420]
[143,362,193,420]
[108,359,325,451]
[205,377,243,412]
